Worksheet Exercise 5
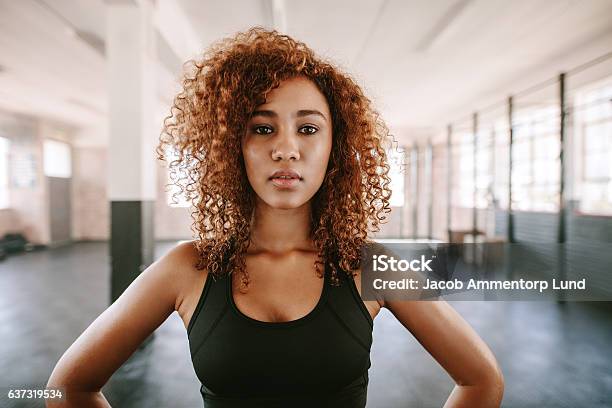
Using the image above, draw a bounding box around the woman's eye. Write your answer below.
[299,125,318,135]
[253,125,273,135]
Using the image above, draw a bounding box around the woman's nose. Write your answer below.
[271,131,300,161]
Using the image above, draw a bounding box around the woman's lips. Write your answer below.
[269,169,302,189]
[270,176,300,188]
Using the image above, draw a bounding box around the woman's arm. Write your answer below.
[45,241,197,407]
[384,298,504,408]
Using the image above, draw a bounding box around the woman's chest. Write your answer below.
[189,306,372,397]
[178,254,381,331]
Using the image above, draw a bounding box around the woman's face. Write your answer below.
[242,76,333,210]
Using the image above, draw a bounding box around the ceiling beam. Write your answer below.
[415,0,473,52]
[352,0,389,66]
[37,0,106,57]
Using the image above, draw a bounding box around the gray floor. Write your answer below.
[0,242,610,408]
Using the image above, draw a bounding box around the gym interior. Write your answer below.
[1,1,611,407]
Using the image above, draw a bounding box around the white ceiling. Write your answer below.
[0,0,611,142]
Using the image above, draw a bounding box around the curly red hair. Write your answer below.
[156,26,393,288]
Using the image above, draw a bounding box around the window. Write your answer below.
[475,128,494,209]
[451,132,474,208]
[408,146,418,211]
[43,139,71,178]
[574,80,612,215]
[511,106,560,211]
[0,136,9,209]
[493,120,510,209]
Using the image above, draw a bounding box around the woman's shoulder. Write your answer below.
[171,239,201,260]
[160,240,209,310]
[159,240,202,271]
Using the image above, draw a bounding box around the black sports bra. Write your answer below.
[187,259,374,408]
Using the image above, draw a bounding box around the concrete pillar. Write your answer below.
[106,0,157,304]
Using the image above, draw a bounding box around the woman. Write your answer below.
[47,27,503,407]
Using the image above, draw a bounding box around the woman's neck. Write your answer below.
[248,199,315,254]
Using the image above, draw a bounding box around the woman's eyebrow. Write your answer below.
[296,109,327,121]
[250,109,327,121]
[251,109,276,118]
